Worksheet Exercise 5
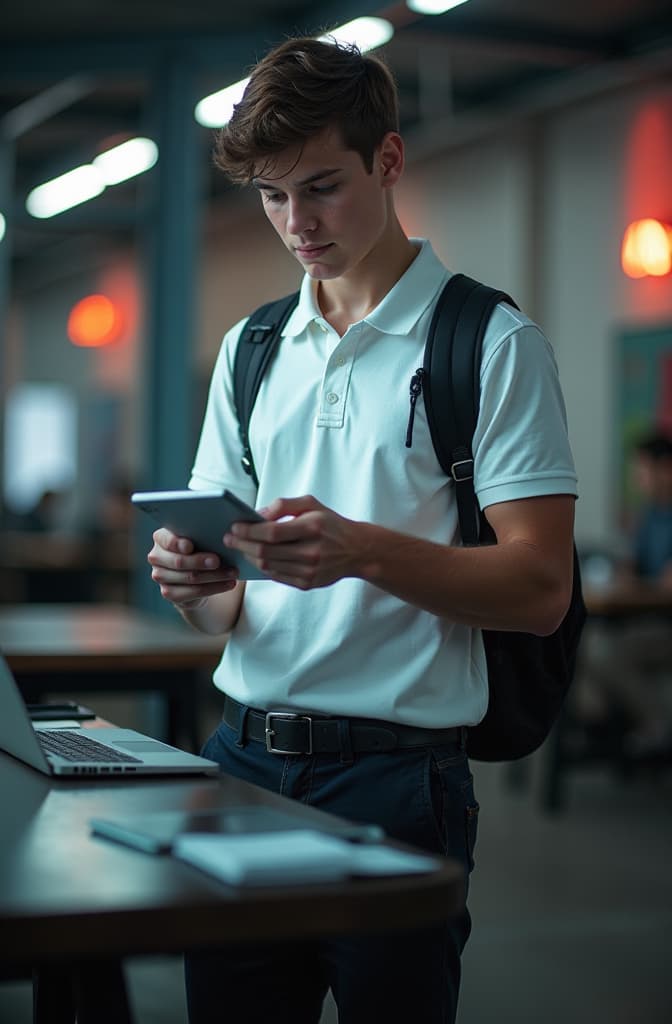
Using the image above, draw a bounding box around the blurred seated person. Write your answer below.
[0,487,92,602]
[98,476,134,545]
[88,475,134,601]
[631,432,672,583]
[575,430,672,761]
[10,488,68,533]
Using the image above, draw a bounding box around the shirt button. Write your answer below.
[326,392,339,405]
[334,356,345,367]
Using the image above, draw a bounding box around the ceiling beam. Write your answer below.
[0,31,282,79]
[403,42,672,162]
[0,0,386,80]
[0,77,96,140]
[389,27,606,69]
[403,14,622,61]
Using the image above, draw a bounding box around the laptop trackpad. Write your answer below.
[114,740,177,753]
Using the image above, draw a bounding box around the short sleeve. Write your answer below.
[188,316,259,506]
[472,307,578,509]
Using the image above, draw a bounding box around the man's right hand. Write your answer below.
[147,528,240,610]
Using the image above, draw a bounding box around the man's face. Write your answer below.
[633,452,672,503]
[252,127,399,281]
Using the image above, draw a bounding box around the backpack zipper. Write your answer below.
[405,368,425,448]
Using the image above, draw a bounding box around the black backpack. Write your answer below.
[232,274,586,761]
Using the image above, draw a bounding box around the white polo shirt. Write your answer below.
[190,239,578,728]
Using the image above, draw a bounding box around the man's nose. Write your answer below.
[286,196,316,235]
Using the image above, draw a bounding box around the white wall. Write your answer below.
[198,192,301,370]
[399,125,537,310]
[541,84,672,546]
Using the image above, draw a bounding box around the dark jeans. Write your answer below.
[184,712,479,1024]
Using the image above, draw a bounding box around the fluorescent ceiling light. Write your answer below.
[93,137,158,186]
[319,17,394,51]
[25,137,158,219]
[195,78,250,129]
[407,0,471,14]
[26,165,105,219]
[194,17,394,129]
[0,212,5,242]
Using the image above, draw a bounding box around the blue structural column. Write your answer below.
[0,133,14,524]
[135,51,202,614]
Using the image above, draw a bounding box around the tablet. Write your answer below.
[131,488,267,580]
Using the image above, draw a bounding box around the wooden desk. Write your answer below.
[583,581,672,618]
[0,604,226,751]
[0,751,464,1023]
[0,530,131,603]
[541,580,672,812]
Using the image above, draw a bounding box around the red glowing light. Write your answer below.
[621,219,672,278]
[67,294,124,347]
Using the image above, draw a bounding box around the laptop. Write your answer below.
[0,654,219,778]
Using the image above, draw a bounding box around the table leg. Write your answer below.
[33,966,76,1024]
[33,960,134,1024]
[167,670,204,752]
[73,959,134,1024]
[541,715,568,813]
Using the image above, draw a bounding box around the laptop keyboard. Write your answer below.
[38,730,143,764]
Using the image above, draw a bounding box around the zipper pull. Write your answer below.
[405,368,425,448]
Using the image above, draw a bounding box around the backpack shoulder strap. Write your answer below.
[232,292,300,487]
[423,273,518,545]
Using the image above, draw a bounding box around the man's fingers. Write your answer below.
[148,546,222,572]
[260,495,323,520]
[153,527,190,552]
[152,566,237,586]
[228,513,320,545]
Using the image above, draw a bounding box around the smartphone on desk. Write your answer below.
[27,701,96,721]
[131,488,267,581]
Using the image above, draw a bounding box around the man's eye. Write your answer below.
[311,184,338,195]
[264,192,285,203]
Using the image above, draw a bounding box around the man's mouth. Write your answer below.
[294,243,333,258]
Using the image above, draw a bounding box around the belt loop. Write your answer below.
[235,704,250,748]
[460,726,468,752]
[337,718,354,766]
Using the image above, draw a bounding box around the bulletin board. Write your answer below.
[616,322,672,526]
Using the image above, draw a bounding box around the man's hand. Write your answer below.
[224,495,362,590]
[148,528,240,608]
[224,491,575,634]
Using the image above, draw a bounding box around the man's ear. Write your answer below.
[378,132,404,188]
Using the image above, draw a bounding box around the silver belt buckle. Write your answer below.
[265,711,313,755]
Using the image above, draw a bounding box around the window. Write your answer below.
[4,383,77,513]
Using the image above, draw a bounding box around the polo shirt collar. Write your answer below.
[282,238,448,338]
[365,239,448,334]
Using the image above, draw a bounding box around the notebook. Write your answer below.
[0,653,219,777]
[90,806,386,854]
[173,830,442,886]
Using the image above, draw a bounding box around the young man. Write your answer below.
[147,36,578,1024]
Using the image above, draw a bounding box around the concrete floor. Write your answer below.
[2,698,671,1024]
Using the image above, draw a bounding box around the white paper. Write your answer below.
[173,829,440,887]
[33,720,82,730]
[347,844,440,876]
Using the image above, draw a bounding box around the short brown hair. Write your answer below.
[213,36,399,184]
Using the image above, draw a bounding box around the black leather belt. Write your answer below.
[222,695,465,755]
